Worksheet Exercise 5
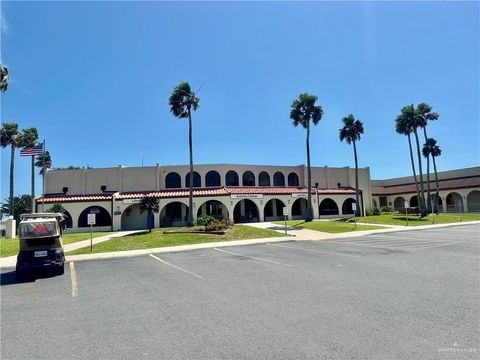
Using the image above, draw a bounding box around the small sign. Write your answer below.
[87,213,96,225]
[352,203,357,211]
[283,207,288,216]
[89,208,100,214]
[404,200,409,208]
[123,199,142,205]
[291,193,308,198]
[230,194,263,199]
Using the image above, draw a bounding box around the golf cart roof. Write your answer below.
[20,213,65,222]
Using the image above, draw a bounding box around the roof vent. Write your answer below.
[101,185,107,192]
[62,187,68,194]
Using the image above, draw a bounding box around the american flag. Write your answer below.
[20,142,44,156]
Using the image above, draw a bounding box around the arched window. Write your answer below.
[205,170,221,187]
[258,171,270,186]
[78,206,112,227]
[242,171,255,186]
[165,172,181,188]
[185,171,201,188]
[273,172,285,187]
[288,172,299,187]
[225,170,239,186]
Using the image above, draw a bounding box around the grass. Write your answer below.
[272,220,384,233]
[355,212,480,226]
[0,231,113,258]
[66,225,279,255]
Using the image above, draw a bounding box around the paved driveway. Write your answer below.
[1,224,479,359]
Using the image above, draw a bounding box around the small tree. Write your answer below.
[0,65,8,92]
[47,203,67,214]
[1,195,32,224]
[35,151,52,175]
[140,197,160,232]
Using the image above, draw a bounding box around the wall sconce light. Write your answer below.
[260,200,263,205]
[230,201,233,206]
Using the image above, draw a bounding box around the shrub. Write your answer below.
[372,207,381,215]
[380,206,393,213]
[205,219,233,232]
[196,215,218,226]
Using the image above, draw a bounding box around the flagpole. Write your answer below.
[42,139,46,212]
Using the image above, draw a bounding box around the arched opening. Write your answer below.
[409,195,418,208]
[225,170,239,186]
[78,206,112,228]
[273,172,285,187]
[372,199,378,208]
[233,199,259,223]
[197,200,229,220]
[165,172,181,189]
[185,171,201,188]
[264,199,286,221]
[446,192,464,213]
[291,198,307,219]
[121,204,148,230]
[62,210,73,229]
[467,190,480,212]
[258,171,270,186]
[242,171,255,186]
[393,197,406,211]
[431,193,443,213]
[160,202,189,227]
[342,198,357,215]
[319,198,339,216]
[205,170,221,187]
[288,172,299,187]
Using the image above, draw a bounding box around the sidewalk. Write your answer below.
[1,221,478,269]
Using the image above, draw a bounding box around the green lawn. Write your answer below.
[66,225,279,255]
[0,231,112,258]
[272,220,384,233]
[355,213,480,226]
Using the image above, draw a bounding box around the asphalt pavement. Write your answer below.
[1,224,479,360]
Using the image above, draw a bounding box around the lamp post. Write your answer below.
[314,182,320,219]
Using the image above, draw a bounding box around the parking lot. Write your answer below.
[1,224,479,360]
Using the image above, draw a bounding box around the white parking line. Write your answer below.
[267,243,357,258]
[149,254,202,279]
[213,247,291,267]
[69,262,78,298]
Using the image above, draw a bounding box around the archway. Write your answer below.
[431,194,443,213]
[185,171,201,188]
[165,172,181,188]
[319,198,339,216]
[258,171,270,186]
[233,199,259,223]
[288,172,299,187]
[160,202,189,227]
[242,171,255,186]
[197,200,229,220]
[342,198,356,215]
[78,206,112,228]
[205,170,221,187]
[273,172,285,187]
[264,199,286,221]
[225,170,239,186]
[291,198,307,219]
[393,197,406,211]
[121,204,148,230]
[409,195,418,208]
[446,192,464,213]
[467,190,480,212]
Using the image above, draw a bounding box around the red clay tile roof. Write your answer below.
[39,193,113,203]
[372,177,480,196]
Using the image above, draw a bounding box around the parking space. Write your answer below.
[1,224,479,359]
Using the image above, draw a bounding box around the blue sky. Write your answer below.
[1,1,479,199]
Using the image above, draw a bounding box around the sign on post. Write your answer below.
[351,203,357,229]
[283,207,288,236]
[351,203,357,211]
[404,200,409,225]
[87,214,96,252]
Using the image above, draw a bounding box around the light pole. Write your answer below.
[314,182,320,219]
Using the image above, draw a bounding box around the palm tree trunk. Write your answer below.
[31,156,35,213]
[305,120,313,221]
[432,155,440,214]
[188,109,194,226]
[413,129,427,216]
[9,144,15,216]
[423,127,431,213]
[407,134,421,208]
[353,140,360,216]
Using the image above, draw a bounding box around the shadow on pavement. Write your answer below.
[1,269,60,286]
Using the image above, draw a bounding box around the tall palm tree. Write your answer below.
[395,109,421,211]
[19,127,39,211]
[35,150,52,175]
[423,138,442,213]
[0,65,8,92]
[339,114,364,216]
[140,197,160,232]
[416,102,439,212]
[168,82,200,227]
[290,93,323,222]
[0,122,20,216]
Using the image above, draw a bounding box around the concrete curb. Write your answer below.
[1,220,478,269]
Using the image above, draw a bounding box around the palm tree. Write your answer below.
[339,114,364,216]
[168,82,200,227]
[0,65,8,92]
[395,109,421,211]
[35,151,52,176]
[140,197,160,232]
[0,122,20,216]
[416,103,439,212]
[19,127,39,211]
[290,93,323,221]
[423,138,442,213]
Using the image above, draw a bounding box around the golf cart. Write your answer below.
[16,213,66,276]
